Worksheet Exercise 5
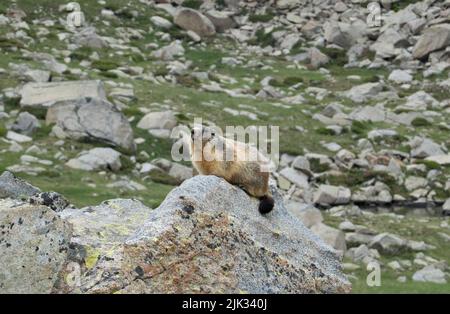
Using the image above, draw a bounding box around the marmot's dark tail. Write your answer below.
[259,195,274,214]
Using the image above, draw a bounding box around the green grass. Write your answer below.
[249,11,275,23]
[411,117,431,127]
[181,0,203,10]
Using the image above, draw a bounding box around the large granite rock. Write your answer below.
[55,176,351,293]
[413,24,450,59]
[174,8,216,38]
[46,97,136,153]
[0,199,72,293]
[19,80,106,108]
[0,171,40,199]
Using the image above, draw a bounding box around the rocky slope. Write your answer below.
[0,0,449,292]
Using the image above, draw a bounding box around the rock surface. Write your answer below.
[174,8,216,38]
[0,199,72,293]
[55,175,351,293]
[46,97,136,153]
[0,171,40,199]
[20,80,106,108]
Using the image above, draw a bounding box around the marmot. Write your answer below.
[189,126,274,214]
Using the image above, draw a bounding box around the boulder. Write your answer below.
[6,131,32,143]
[310,223,347,253]
[412,265,447,284]
[168,163,193,183]
[46,97,136,153]
[412,24,450,60]
[0,199,72,293]
[409,137,444,158]
[286,202,323,228]
[279,167,309,189]
[388,69,413,84]
[150,16,173,29]
[369,233,408,255]
[343,83,384,103]
[137,110,177,130]
[20,80,106,108]
[66,148,122,172]
[0,171,40,199]
[204,10,236,33]
[151,40,185,61]
[174,8,216,38]
[309,47,330,69]
[314,185,351,206]
[55,176,351,293]
[72,27,107,49]
[11,111,40,135]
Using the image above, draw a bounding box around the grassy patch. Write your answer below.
[248,28,276,48]
[249,11,275,23]
[411,117,431,127]
[181,0,203,10]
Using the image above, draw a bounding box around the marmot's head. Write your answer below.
[190,126,216,148]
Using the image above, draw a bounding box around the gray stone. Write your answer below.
[343,83,384,103]
[314,185,351,206]
[137,110,177,130]
[345,244,380,264]
[151,40,185,60]
[425,155,450,166]
[205,10,236,33]
[345,232,375,246]
[410,137,444,158]
[443,198,450,211]
[286,203,323,228]
[12,112,40,135]
[388,69,413,84]
[151,16,173,29]
[66,148,122,172]
[311,223,347,253]
[309,47,330,69]
[291,156,311,176]
[405,176,428,191]
[174,8,215,38]
[0,199,71,293]
[0,171,40,199]
[168,163,193,183]
[72,26,107,49]
[369,233,408,255]
[412,265,447,284]
[350,105,386,122]
[279,167,309,189]
[46,97,136,153]
[20,80,106,108]
[6,131,32,143]
[413,24,450,59]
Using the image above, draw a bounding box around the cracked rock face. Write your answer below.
[46,97,136,153]
[0,199,72,293]
[54,176,350,293]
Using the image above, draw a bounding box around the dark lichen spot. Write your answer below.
[135,266,144,277]
[182,204,195,214]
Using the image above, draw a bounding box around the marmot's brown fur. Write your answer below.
[189,126,274,214]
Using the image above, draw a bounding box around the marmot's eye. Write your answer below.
[211,132,215,137]
[191,129,195,135]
